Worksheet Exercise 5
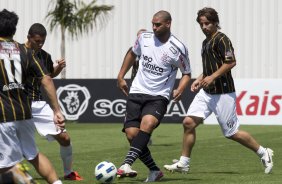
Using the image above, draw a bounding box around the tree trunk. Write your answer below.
[60,26,66,78]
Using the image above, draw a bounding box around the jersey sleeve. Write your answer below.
[175,46,191,75]
[218,36,236,62]
[46,53,54,74]
[27,50,48,78]
[132,34,142,56]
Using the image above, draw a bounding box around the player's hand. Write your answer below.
[117,78,129,96]
[53,111,65,131]
[191,79,202,92]
[172,89,182,102]
[200,76,215,89]
[56,58,66,69]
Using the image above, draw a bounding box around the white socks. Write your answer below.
[256,146,266,158]
[60,145,73,175]
[179,156,190,165]
[53,180,63,184]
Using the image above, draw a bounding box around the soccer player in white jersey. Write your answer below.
[164,7,274,174]
[117,10,191,182]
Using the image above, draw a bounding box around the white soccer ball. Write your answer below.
[94,161,117,183]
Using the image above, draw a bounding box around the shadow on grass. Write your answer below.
[192,171,240,174]
[117,177,202,183]
[149,144,175,147]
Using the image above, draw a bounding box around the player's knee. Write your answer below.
[125,128,139,141]
[55,133,71,146]
[182,117,195,130]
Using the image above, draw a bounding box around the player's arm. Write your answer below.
[173,73,191,102]
[191,73,203,92]
[200,37,236,88]
[51,58,66,78]
[117,49,137,96]
[29,51,65,129]
[173,49,192,101]
[41,75,64,126]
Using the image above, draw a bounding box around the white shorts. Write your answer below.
[32,101,66,141]
[187,89,239,137]
[0,120,38,168]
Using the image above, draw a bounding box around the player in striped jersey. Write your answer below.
[23,23,82,181]
[117,10,191,182]
[0,9,64,184]
[164,7,273,174]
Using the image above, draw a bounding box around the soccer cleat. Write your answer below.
[261,148,274,174]
[164,161,190,173]
[16,163,36,184]
[64,171,83,180]
[116,164,137,178]
[144,170,164,182]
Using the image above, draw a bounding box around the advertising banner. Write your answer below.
[53,79,195,123]
[205,79,282,125]
[53,79,282,125]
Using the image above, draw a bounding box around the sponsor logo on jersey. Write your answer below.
[57,84,91,120]
[142,54,164,76]
[143,33,152,38]
[2,83,24,91]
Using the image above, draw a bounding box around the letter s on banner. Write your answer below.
[93,99,126,117]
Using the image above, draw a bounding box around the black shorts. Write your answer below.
[123,93,169,131]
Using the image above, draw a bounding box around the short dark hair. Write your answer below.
[154,10,172,22]
[196,7,220,29]
[0,9,19,37]
[28,23,47,37]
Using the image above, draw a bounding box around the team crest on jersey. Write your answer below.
[225,51,234,60]
[161,53,170,64]
[57,84,91,120]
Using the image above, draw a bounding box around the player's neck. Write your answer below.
[0,37,13,41]
[25,41,32,49]
[156,32,171,43]
[207,31,218,39]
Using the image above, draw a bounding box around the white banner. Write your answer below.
[204,79,282,125]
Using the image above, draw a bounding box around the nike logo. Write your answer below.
[267,152,272,163]
[176,165,182,168]
[144,45,149,47]
[155,111,161,115]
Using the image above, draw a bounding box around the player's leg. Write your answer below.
[139,96,167,182]
[0,121,33,184]
[0,165,35,184]
[216,92,274,174]
[17,120,62,183]
[32,101,82,179]
[117,94,142,178]
[52,132,82,180]
[164,89,210,173]
[28,153,61,183]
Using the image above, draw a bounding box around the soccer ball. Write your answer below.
[94,161,117,183]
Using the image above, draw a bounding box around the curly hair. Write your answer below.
[196,7,220,29]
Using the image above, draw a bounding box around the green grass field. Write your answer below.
[24,123,282,184]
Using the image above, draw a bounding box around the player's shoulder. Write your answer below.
[169,34,188,55]
[40,49,51,56]
[139,31,154,39]
[216,32,232,42]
